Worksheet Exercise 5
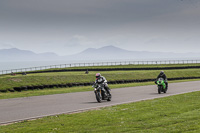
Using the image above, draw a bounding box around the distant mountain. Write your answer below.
[1,46,200,62]
[64,45,200,60]
[0,48,60,61]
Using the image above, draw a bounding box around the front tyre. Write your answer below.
[158,86,162,94]
[107,94,112,101]
[95,91,102,103]
[163,89,166,93]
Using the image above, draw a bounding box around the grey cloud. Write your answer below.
[1,0,200,31]
[2,0,198,24]
[0,0,200,55]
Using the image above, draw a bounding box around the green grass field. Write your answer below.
[1,90,200,132]
[1,63,200,99]
[1,69,200,92]
[1,63,200,132]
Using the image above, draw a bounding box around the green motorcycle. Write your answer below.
[156,78,167,94]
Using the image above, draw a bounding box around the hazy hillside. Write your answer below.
[0,48,60,61]
[64,45,200,60]
[1,46,200,62]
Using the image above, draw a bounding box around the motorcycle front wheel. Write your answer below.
[107,94,112,101]
[163,88,166,93]
[95,91,102,103]
[158,86,162,94]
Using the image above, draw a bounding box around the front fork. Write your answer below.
[94,88,102,97]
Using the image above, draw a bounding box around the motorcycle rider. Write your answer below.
[155,71,168,89]
[95,73,111,96]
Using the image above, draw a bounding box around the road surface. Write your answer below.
[0,81,200,125]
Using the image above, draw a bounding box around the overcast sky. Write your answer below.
[0,0,200,55]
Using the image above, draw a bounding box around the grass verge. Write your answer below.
[1,68,200,92]
[25,63,200,71]
[1,89,200,132]
[0,79,199,99]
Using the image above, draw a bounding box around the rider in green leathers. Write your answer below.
[155,71,168,89]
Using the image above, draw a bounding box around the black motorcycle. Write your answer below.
[92,83,112,103]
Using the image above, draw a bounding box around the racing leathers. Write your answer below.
[156,73,168,89]
[95,76,111,96]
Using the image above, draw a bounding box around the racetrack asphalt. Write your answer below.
[0,81,200,125]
